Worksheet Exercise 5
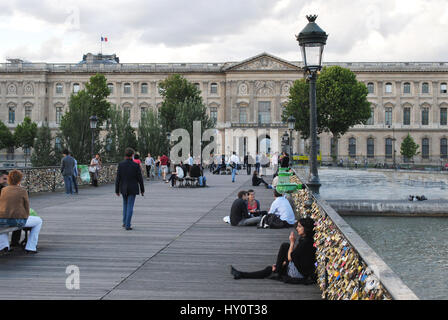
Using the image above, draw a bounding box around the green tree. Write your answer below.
[60,73,111,163]
[137,109,167,157]
[103,106,137,162]
[31,122,59,167]
[283,66,371,160]
[0,121,14,151]
[14,117,38,166]
[400,134,420,162]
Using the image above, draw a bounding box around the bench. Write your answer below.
[0,226,31,249]
[177,178,185,188]
[185,177,199,187]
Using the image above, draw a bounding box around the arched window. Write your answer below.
[210,83,218,94]
[24,103,33,119]
[348,138,356,158]
[239,107,247,123]
[210,107,218,123]
[123,83,131,94]
[385,82,392,93]
[367,138,374,158]
[441,138,447,159]
[367,108,374,125]
[385,107,392,125]
[367,82,374,94]
[441,107,447,125]
[403,107,411,125]
[73,83,80,93]
[55,137,62,153]
[422,82,429,94]
[56,83,63,94]
[8,106,15,124]
[403,82,411,94]
[123,106,131,120]
[141,83,148,94]
[107,83,114,94]
[56,106,63,124]
[422,107,429,125]
[422,138,429,158]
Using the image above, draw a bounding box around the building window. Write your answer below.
[73,83,80,93]
[141,107,147,119]
[6,147,14,160]
[25,106,32,119]
[422,82,429,94]
[141,83,148,94]
[124,83,131,94]
[367,109,374,125]
[210,83,218,94]
[107,83,114,94]
[330,138,338,158]
[385,138,393,158]
[210,107,218,123]
[422,107,429,125]
[422,138,429,158]
[441,83,447,94]
[56,107,63,124]
[385,107,392,126]
[123,107,131,120]
[194,83,200,91]
[8,107,15,124]
[367,138,374,158]
[403,107,411,125]
[441,108,447,125]
[348,138,356,158]
[55,137,62,153]
[239,107,247,123]
[385,83,392,93]
[258,101,271,124]
[24,147,31,157]
[403,82,411,94]
[441,138,448,159]
[367,82,374,94]
[56,83,63,94]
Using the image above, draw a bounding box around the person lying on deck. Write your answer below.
[230,217,317,284]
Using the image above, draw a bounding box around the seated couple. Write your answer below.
[230,217,317,284]
[230,189,295,227]
[168,162,206,187]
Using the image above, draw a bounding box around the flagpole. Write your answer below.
[100,35,103,55]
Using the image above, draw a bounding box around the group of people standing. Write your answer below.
[61,150,102,195]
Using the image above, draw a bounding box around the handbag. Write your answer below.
[259,213,287,229]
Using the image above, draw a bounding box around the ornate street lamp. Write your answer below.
[287,115,296,156]
[296,15,328,194]
[282,132,289,153]
[89,115,98,158]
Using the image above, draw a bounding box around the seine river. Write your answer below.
[307,168,448,300]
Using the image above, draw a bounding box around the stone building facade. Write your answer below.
[1,52,448,166]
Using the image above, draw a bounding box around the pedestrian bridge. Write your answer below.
[0,173,322,300]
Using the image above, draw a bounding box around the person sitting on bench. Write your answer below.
[252,171,270,188]
[230,191,262,226]
[167,163,185,187]
[230,217,317,284]
[0,170,43,254]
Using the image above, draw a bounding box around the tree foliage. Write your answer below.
[60,73,111,163]
[14,117,37,149]
[31,122,59,167]
[400,134,420,160]
[103,106,137,162]
[283,66,371,158]
[137,109,167,158]
[0,121,14,151]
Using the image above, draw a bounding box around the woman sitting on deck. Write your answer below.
[0,170,43,254]
[230,217,317,284]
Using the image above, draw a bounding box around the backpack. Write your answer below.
[258,214,287,229]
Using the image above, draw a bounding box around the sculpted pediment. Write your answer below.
[224,53,300,72]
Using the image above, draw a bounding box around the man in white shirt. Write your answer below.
[228,152,240,183]
[268,189,296,226]
[272,152,279,175]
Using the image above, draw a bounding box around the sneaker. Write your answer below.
[230,265,242,279]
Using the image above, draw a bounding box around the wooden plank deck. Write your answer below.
[0,171,321,300]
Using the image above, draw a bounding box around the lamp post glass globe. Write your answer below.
[287,115,296,130]
[296,15,328,72]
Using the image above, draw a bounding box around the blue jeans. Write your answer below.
[232,168,237,182]
[63,175,73,194]
[0,218,27,228]
[122,194,136,228]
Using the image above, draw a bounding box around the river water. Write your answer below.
[301,168,448,300]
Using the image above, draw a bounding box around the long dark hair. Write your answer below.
[298,217,315,239]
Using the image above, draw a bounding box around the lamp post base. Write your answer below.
[306,181,321,194]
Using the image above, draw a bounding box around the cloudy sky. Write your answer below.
[1,0,447,63]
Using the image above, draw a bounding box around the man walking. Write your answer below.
[71,152,79,194]
[145,153,155,180]
[61,149,75,195]
[228,151,240,183]
[115,148,145,230]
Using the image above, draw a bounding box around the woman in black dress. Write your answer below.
[230,217,317,284]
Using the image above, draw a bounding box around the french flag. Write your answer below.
[101,36,108,42]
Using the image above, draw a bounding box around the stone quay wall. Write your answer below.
[19,164,118,194]
[290,171,419,300]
